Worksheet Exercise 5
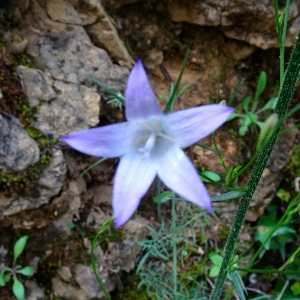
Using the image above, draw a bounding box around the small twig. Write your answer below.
[276,280,289,300]
[245,287,271,298]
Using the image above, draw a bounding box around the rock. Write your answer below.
[10,0,30,12]
[107,216,149,272]
[31,1,129,88]
[52,263,117,300]
[46,0,82,25]
[9,38,28,55]
[75,264,116,299]
[25,280,45,300]
[17,66,100,137]
[57,266,72,282]
[0,149,66,219]
[0,114,40,173]
[166,0,300,49]
[35,80,101,137]
[52,277,88,300]
[82,0,133,67]
[17,66,56,106]
[143,49,164,70]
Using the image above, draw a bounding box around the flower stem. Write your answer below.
[171,195,178,297]
[209,30,300,300]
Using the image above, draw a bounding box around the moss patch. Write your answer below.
[0,49,54,195]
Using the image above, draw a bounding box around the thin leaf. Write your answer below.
[229,270,247,300]
[164,49,190,113]
[228,80,244,106]
[88,76,125,104]
[211,191,246,202]
[255,71,267,100]
[80,157,108,176]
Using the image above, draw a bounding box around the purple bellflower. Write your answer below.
[60,60,234,227]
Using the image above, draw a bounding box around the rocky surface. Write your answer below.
[0,0,299,299]
[0,149,66,219]
[0,114,40,172]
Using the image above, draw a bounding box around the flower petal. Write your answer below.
[164,105,234,148]
[125,60,163,121]
[156,146,212,212]
[113,152,157,227]
[60,122,135,157]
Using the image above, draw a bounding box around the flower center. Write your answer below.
[134,119,173,157]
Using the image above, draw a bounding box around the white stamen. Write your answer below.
[136,120,174,157]
[139,131,157,154]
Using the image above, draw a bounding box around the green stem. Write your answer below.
[90,217,115,300]
[228,152,258,185]
[157,178,162,223]
[209,30,300,300]
[171,195,177,297]
[232,267,300,275]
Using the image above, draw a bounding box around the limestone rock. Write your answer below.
[46,0,82,25]
[0,149,66,219]
[82,0,133,67]
[24,280,46,300]
[166,0,300,49]
[17,66,56,106]
[107,217,149,272]
[35,80,101,137]
[0,114,40,173]
[9,38,28,55]
[52,264,117,300]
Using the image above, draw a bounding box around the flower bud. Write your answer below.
[219,100,227,106]
[256,113,279,151]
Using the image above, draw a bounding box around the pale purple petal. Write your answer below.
[125,60,163,121]
[113,152,157,227]
[164,105,234,148]
[60,122,135,158]
[156,146,212,212]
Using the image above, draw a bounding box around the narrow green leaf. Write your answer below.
[229,270,247,300]
[255,71,267,99]
[88,76,125,104]
[211,191,245,202]
[164,49,190,113]
[13,276,25,300]
[13,236,28,264]
[17,266,34,276]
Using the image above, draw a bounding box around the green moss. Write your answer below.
[0,47,55,194]
[97,223,123,252]
[111,272,149,300]
[217,223,230,240]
